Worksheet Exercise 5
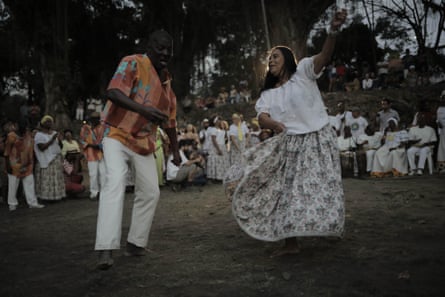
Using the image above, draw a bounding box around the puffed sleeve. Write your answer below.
[298,57,324,80]
[255,91,270,116]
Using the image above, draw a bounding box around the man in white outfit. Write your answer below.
[407,114,437,175]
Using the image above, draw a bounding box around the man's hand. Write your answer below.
[172,150,181,166]
[139,106,168,125]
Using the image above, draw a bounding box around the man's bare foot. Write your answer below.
[270,238,300,258]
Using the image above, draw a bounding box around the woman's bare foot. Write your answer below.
[270,238,300,258]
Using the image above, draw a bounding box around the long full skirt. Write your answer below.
[225,125,345,242]
[207,144,229,181]
[35,155,66,200]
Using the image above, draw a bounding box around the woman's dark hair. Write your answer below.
[64,129,73,135]
[260,46,297,94]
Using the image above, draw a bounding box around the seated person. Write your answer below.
[371,118,409,177]
[344,72,361,92]
[166,147,206,191]
[63,158,85,197]
[407,114,437,175]
[61,129,82,174]
[362,72,374,90]
[356,124,383,175]
[337,126,359,177]
[345,106,368,139]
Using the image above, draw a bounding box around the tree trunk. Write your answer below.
[265,0,334,59]
[40,56,71,130]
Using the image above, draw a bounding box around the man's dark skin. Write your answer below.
[105,30,181,165]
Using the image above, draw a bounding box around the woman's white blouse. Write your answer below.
[255,57,329,135]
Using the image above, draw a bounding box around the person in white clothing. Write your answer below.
[226,10,346,257]
[407,114,437,175]
[345,106,368,139]
[206,116,229,181]
[166,146,205,190]
[356,125,383,174]
[337,126,359,177]
[334,101,352,136]
[198,118,210,155]
[371,118,408,177]
[437,90,445,173]
[4,122,44,211]
[362,72,373,90]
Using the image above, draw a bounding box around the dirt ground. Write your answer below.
[1,173,444,297]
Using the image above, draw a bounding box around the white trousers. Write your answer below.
[95,137,160,250]
[8,174,39,207]
[365,150,376,172]
[87,159,107,196]
[75,108,84,120]
[407,146,431,170]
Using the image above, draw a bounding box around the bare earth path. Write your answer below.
[1,176,444,297]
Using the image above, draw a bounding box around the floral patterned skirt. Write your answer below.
[225,124,345,241]
[207,144,229,181]
[35,155,66,201]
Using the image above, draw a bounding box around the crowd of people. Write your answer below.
[0,111,111,210]
[2,92,444,212]
[326,49,445,93]
[331,95,445,178]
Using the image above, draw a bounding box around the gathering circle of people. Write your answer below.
[1,10,445,271]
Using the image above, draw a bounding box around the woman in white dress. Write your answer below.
[371,118,408,177]
[226,10,347,257]
[206,116,229,182]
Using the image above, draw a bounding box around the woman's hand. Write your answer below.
[272,122,286,134]
[331,9,347,31]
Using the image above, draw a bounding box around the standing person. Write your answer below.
[79,112,107,200]
[4,122,44,211]
[437,90,445,173]
[376,98,400,132]
[154,127,169,187]
[228,113,249,166]
[75,99,85,121]
[95,30,180,270]
[206,116,229,182]
[34,115,66,201]
[228,10,347,257]
[198,118,210,155]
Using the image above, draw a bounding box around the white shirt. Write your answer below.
[408,126,437,146]
[357,132,383,150]
[166,150,188,181]
[335,111,353,135]
[208,126,226,147]
[377,109,400,132]
[229,123,249,139]
[337,136,357,152]
[345,116,368,138]
[255,57,328,135]
[362,78,373,90]
[199,128,210,152]
[34,131,61,168]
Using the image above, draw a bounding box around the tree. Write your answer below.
[365,0,445,67]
